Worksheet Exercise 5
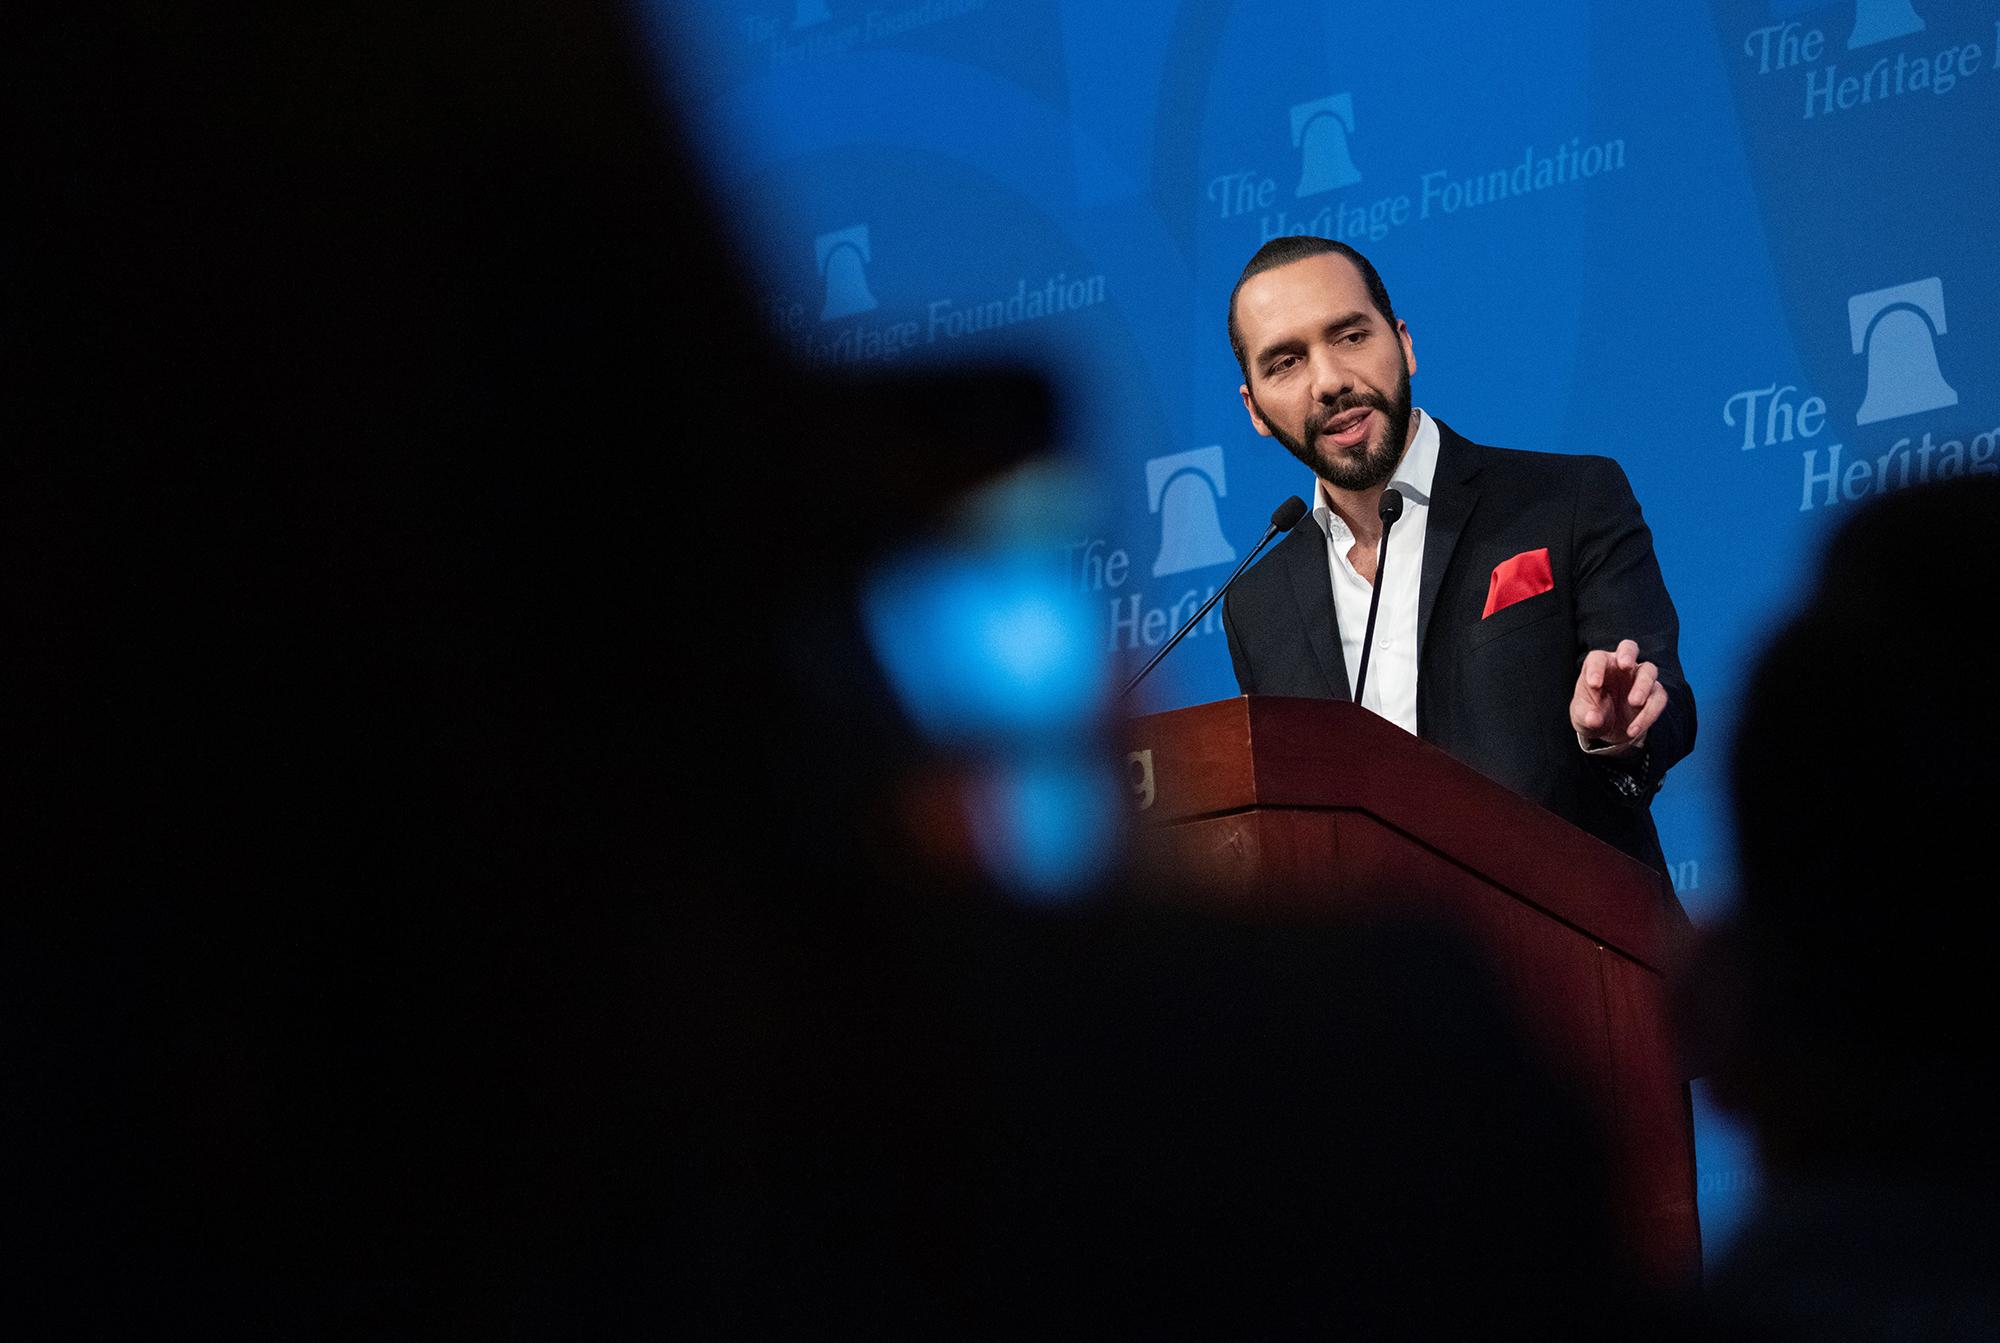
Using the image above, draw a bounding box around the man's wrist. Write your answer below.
[1581,737,1653,799]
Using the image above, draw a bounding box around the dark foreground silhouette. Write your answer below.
[1693,476,2000,1342]
[16,5,1682,1336]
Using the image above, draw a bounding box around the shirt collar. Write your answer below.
[1312,407,1439,542]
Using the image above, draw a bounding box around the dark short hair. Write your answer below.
[1227,237,1398,380]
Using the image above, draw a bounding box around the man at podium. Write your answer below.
[1219,237,1693,874]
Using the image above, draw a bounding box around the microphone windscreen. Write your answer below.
[1270,495,1309,531]
[1378,488,1404,524]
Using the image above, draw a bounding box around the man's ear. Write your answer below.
[1397,319,1417,379]
[1239,384,1274,439]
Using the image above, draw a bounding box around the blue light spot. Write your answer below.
[965,758,1122,903]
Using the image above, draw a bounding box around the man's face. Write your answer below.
[1234,254,1417,493]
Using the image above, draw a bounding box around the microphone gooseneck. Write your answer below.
[1119,496,1310,701]
[1352,487,1404,707]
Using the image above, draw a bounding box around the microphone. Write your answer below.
[1272,495,1311,531]
[1119,495,1309,701]
[1351,487,1404,707]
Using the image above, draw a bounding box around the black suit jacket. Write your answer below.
[1221,420,1694,874]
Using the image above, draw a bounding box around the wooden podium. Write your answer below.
[1124,696,1699,1285]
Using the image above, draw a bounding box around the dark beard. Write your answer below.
[1260,356,1413,493]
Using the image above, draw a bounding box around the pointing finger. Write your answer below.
[1627,683,1668,741]
[1627,662,1658,709]
[1616,639,1639,670]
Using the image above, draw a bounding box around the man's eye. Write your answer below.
[1342,331,1367,344]
[1268,356,1297,374]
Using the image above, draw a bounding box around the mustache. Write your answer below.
[1306,390,1391,439]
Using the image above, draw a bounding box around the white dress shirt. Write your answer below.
[1312,407,1438,737]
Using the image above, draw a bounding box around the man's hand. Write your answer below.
[1571,639,1667,750]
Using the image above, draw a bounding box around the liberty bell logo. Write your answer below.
[1848,0,1924,50]
[815,225,878,323]
[1848,278,1957,426]
[1291,94,1361,198]
[794,0,832,29]
[1146,447,1236,578]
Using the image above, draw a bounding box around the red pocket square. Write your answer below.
[1482,548,1553,618]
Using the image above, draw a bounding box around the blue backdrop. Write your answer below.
[643,0,2000,1253]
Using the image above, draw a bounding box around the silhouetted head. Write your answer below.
[1721,475,2000,1182]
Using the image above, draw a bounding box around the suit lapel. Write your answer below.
[1418,421,1486,656]
[1279,517,1350,700]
